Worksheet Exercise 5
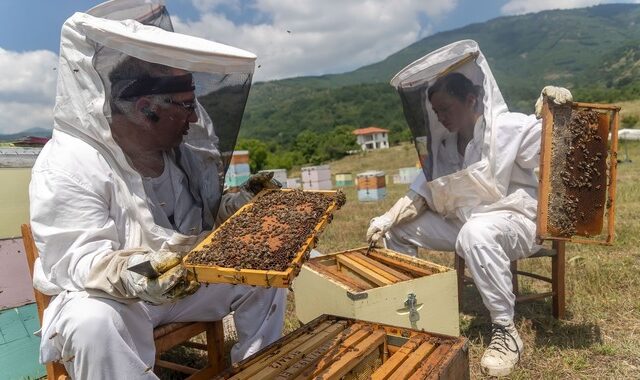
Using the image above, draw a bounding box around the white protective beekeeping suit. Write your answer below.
[29,4,285,378]
[383,40,542,323]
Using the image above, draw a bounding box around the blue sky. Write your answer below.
[0,0,638,134]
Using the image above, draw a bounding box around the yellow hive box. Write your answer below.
[183,189,341,288]
[293,247,459,336]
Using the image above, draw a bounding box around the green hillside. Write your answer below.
[240,3,640,152]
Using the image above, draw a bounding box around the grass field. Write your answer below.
[311,141,640,379]
[162,105,640,379]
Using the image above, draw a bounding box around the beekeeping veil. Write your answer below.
[390,40,509,219]
[53,11,254,249]
[87,0,173,29]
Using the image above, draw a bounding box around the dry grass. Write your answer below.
[162,138,640,379]
[618,99,640,119]
[314,141,640,379]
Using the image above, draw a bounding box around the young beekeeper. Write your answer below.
[366,40,572,377]
[29,3,284,378]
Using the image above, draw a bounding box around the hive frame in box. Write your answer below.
[215,314,469,380]
[537,100,620,245]
[183,189,339,287]
[294,247,460,336]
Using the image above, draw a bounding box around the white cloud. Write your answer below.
[0,101,54,135]
[0,48,57,134]
[0,1,460,134]
[173,0,458,81]
[501,0,639,15]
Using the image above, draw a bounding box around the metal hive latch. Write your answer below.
[396,292,422,329]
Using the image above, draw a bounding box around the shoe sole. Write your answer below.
[481,364,516,377]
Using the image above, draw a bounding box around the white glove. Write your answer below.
[367,214,393,245]
[535,86,573,118]
[366,190,427,245]
[122,250,200,305]
[216,172,284,226]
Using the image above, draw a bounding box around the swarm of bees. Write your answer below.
[186,189,345,271]
[548,108,607,236]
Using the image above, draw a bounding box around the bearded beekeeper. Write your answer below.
[366,40,571,377]
[29,3,285,378]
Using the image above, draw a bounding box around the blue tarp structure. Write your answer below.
[0,303,45,380]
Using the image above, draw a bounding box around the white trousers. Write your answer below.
[51,285,286,379]
[384,210,538,323]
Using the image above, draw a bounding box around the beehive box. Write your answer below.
[356,171,387,202]
[335,173,354,187]
[215,314,469,380]
[538,99,620,244]
[230,150,250,165]
[225,173,251,188]
[303,179,333,191]
[227,163,250,176]
[394,167,422,184]
[183,189,345,287]
[293,247,459,336]
[301,165,331,182]
[356,170,386,189]
[357,188,387,202]
[285,177,301,189]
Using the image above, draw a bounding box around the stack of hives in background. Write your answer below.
[302,164,332,190]
[258,168,287,187]
[393,166,422,184]
[334,172,354,187]
[216,315,469,379]
[357,170,386,201]
[225,150,250,189]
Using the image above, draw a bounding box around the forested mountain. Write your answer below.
[240,3,640,160]
[7,4,640,168]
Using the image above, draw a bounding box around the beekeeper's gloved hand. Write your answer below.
[242,171,282,195]
[535,86,573,119]
[366,190,427,245]
[122,250,200,305]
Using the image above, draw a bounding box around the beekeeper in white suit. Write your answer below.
[29,4,285,379]
[367,40,571,377]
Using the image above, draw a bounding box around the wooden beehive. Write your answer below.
[215,315,469,380]
[302,165,333,190]
[230,150,250,165]
[293,247,459,336]
[356,171,387,202]
[538,99,620,244]
[183,189,344,287]
[335,173,354,187]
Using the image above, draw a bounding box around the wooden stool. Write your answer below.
[455,240,566,319]
[21,224,225,379]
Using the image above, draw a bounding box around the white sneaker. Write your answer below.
[480,320,524,377]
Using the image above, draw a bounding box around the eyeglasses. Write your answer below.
[164,98,196,114]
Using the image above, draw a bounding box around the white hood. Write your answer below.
[392,40,540,220]
[53,12,256,250]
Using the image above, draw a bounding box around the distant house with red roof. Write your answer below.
[352,126,389,151]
